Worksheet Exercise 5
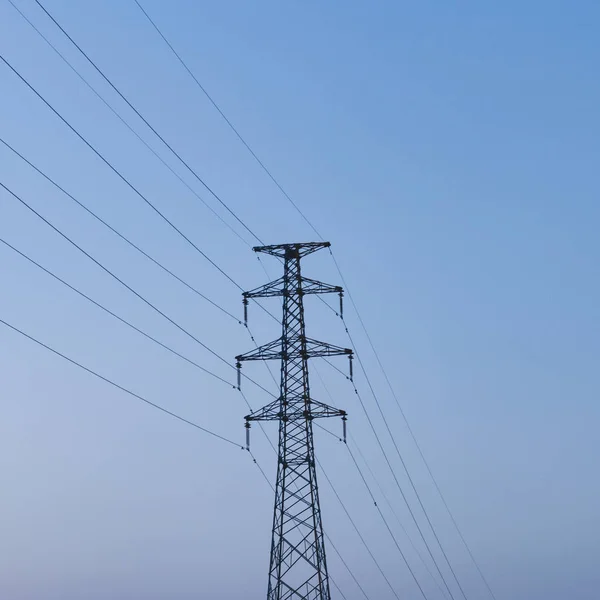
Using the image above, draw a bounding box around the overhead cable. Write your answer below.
[0,317,241,447]
[0,180,273,397]
[5,0,251,247]
[32,0,264,246]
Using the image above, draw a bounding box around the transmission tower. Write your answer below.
[236,242,353,600]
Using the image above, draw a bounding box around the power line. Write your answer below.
[32,0,264,246]
[131,0,323,241]
[0,51,279,324]
[348,432,450,600]
[0,179,228,370]
[0,316,241,448]
[336,268,469,600]
[1,195,346,597]
[326,325,459,600]
[323,349,459,599]
[318,462,402,600]
[328,566,350,600]
[9,4,495,596]
[0,135,241,325]
[0,236,235,388]
[326,535,370,600]
[312,365,449,599]
[0,304,354,598]
[0,52,240,291]
[340,446,433,600]
[0,309,352,599]
[2,177,385,600]
[0,305,354,600]
[125,14,495,593]
[129,8,497,595]
[0,179,273,397]
[3,37,401,600]
[0,266,361,600]
[330,254,498,600]
[0,52,356,600]
[5,0,252,248]
[322,356,351,380]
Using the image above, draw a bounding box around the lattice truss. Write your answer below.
[236,242,352,600]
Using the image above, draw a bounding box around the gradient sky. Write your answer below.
[1,1,599,599]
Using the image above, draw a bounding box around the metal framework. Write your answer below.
[236,242,352,600]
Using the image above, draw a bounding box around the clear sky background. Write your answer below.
[1,1,599,599]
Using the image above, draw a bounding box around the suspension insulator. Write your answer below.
[342,415,347,444]
[236,361,242,390]
[245,421,251,450]
[349,355,354,381]
[339,291,344,319]
[243,296,249,326]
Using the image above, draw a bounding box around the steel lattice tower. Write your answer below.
[236,242,353,600]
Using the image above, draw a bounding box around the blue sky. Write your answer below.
[1,1,599,599]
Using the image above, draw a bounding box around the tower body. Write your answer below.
[236,242,352,600]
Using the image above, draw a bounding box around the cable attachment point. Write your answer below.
[348,354,354,381]
[243,295,249,326]
[236,361,242,390]
[245,419,251,450]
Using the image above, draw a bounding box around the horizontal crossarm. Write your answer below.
[236,338,282,362]
[246,398,346,422]
[236,337,351,362]
[253,241,330,259]
[304,337,352,358]
[244,276,342,299]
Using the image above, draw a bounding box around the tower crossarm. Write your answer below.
[303,338,352,359]
[244,276,342,299]
[236,338,283,362]
[300,277,343,296]
[236,337,351,363]
[252,241,331,259]
[245,398,346,423]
